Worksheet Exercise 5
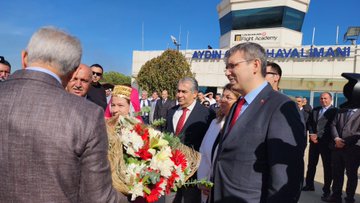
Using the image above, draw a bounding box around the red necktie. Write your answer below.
[229,98,246,131]
[175,108,188,136]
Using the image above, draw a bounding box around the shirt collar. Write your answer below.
[26,67,62,84]
[243,81,268,105]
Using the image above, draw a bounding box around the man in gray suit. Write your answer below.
[0,27,127,202]
[303,92,338,201]
[211,42,306,203]
[324,108,360,203]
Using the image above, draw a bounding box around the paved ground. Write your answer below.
[299,143,360,203]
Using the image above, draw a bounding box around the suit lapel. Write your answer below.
[222,85,272,142]
[180,102,200,134]
[315,109,320,122]
[221,102,237,137]
[345,109,360,126]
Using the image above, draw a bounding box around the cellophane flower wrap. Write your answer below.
[107,116,201,202]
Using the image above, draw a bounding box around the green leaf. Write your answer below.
[143,186,151,195]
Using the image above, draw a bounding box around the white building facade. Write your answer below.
[132,0,360,107]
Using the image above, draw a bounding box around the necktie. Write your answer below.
[346,109,355,122]
[142,100,146,116]
[175,108,188,136]
[318,108,325,120]
[229,98,246,131]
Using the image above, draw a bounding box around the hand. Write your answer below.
[309,134,318,144]
[198,184,210,196]
[335,138,345,148]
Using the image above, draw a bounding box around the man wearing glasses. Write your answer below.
[87,64,107,110]
[0,56,11,82]
[265,61,282,91]
[211,42,306,203]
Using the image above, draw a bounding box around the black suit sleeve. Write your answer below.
[266,101,306,202]
[154,100,161,120]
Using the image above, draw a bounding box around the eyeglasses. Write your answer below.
[92,71,102,76]
[266,72,278,76]
[224,59,254,71]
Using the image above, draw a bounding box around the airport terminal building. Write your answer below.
[132,0,360,107]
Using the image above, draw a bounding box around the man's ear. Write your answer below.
[252,59,262,74]
[21,51,28,69]
[274,74,280,82]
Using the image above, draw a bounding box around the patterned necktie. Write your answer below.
[229,98,246,131]
[175,108,188,136]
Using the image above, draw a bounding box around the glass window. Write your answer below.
[219,6,305,35]
[334,92,346,108]
[283,7,305,32]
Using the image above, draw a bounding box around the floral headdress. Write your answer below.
[112,85,132,100]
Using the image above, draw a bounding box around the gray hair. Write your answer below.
[178,77,199,93]
[225,42,267,77]
[26,26,82,76]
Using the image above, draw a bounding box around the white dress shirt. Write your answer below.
[172,100,197,131]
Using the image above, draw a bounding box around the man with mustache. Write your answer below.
[66,64,92,97]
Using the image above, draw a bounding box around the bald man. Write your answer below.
[66,64,92,97]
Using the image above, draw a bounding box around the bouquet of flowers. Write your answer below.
[107,116,201,202]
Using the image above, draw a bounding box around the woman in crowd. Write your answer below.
[105,85,142,121]
[107,85,146,203]
[197,83,240,203]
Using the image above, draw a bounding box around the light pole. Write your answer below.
[344,27,360,73]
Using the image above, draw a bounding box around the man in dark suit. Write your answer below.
[303,92,338,200]
[154,90,175,129]
[87,63,107,110]
[0,27,127,202]
[324,108,360,203]
[164,77,215,203]
[211,42,306,203]
[296,96,309,123]
[303,97,313,114]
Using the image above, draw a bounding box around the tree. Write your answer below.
[101,71,131,85]
[136,49,194,99]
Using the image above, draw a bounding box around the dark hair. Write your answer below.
[0,56,11,68]
[267,61,282,77]
[90,63,103,72]
[202,100,210,106]
[225,42,267,77]
[217,83,241,122]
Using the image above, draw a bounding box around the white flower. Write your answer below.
[120,129,144,156]
[158,180,167,196]
[129,181,144,200]
[174,165,186,183]
[150,146,174,178]
[148,128,161,138]
[125,163,146,184]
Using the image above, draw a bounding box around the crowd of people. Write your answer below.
[1,26,359,203]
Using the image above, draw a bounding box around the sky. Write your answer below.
[1,0,359,76]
